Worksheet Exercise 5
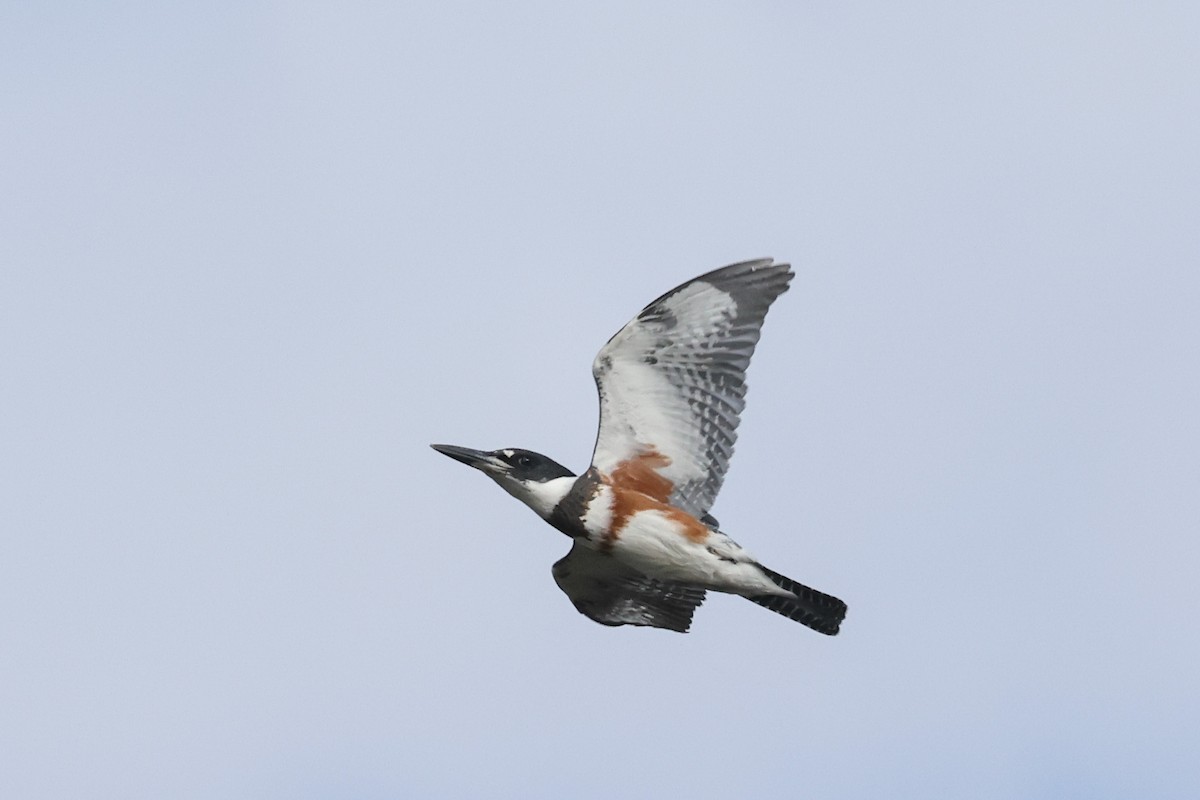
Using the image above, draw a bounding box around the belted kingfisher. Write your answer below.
[432,259,847,635]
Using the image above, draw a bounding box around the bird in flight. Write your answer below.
[432,259,846,635]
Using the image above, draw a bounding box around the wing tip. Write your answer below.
[633,258,794,323]
[694,258,794,296]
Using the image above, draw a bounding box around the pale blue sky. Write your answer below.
[3,3,1198,798]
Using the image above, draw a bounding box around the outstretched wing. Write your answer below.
[551,543,707,633]
[589,259,793,517]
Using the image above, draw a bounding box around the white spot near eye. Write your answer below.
[502,449,514,458]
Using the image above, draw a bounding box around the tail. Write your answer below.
[748,565,847,636]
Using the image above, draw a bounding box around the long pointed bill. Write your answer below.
[430,444,507,473]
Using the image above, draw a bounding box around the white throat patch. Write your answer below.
[496,475,575,519]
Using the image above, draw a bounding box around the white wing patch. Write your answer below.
[590,259,793,517]
[594,283,738,490]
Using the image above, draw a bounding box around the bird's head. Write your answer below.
[430,444,576,518]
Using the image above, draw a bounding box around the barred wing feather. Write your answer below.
[552,543,707,633]
[589,259,793,517]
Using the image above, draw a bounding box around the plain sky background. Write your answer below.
[3,3,1198,798]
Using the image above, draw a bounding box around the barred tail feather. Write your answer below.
[748,565,847,635]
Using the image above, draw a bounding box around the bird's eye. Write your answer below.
[515,454,533,468]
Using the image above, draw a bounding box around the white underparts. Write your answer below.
[594,506,786,598]
[581,484,614,536]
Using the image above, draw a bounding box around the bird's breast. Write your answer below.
[583,484,711,553]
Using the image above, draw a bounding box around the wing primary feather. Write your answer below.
[552,543,707,633]
[590,259,794,517]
